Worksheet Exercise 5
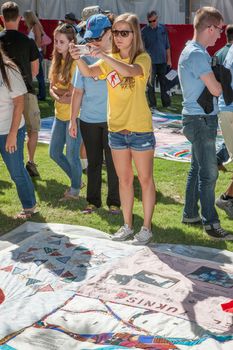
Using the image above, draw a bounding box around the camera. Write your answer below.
[76,45,91,55]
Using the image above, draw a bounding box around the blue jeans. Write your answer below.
[36,51,46,100]
[49,118,82,191]
[182,115,219,226]
[109,132,156,151]
[0,126,36,209]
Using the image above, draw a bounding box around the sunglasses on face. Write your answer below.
[148,18,158,24]
[112,30,133,38]
[85,27,111,43]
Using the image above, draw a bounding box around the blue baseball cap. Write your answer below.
[84,14,111,39]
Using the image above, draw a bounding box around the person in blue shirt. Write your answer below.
[69,14,120,214]
[178,6,231,240]
[141,10,171,108]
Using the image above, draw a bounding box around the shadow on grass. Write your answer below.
[156,190,183,206]
[152,224,231,249]
[0,210,16,236]
[33,178,78,207]
[0,179,12,194]
[0,210,46,236]
[33,177,146,232]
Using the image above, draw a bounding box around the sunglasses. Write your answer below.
[148,18,158,24]
[112,30,133,37]
[85,28,111,43]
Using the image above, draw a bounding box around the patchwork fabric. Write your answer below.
[0,223,233,350]
[39,113,224,163]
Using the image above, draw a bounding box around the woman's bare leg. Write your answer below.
[132,149,155,229]
[111,149,134,228]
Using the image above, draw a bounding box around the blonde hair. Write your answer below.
[112,13,144,63]
[48,23,77,85]
[194,7,223,32]
[112,13,145,88]
[23,10,43,31]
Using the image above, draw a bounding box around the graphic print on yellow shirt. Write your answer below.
[54,60,77,121]
[98,52,152,132]
[106,71,122,88]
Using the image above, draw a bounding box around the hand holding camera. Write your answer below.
[76,45,91,55]
[69,43,91,60]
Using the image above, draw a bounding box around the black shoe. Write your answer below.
[26,161,40,177]
[204,223,233,240]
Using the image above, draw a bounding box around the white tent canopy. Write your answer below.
[0,0,232,24]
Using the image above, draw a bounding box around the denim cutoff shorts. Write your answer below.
[109,131,156,151]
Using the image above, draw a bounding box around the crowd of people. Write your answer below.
[1,1,233,242]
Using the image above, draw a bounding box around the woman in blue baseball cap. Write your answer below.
[70,13,156,245]
[69,14,120,214]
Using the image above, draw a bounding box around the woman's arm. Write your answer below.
[49,82,60,101]
[5,94,24,153]
[69,45,142,78]
[31,59,39,78]
[50,82,73,104]
[69,44,102,77]
[33,23,42,48]
[59,84,74,104]
[69,87,84,138]
[91,48,143,77]
[51,86,69,97]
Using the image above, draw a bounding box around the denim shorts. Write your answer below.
[109,131,156,151]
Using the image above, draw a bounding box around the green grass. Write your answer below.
[34,82,54,118]
[1,90,233,252]
[1,143,233,251]
[157,92,183,115]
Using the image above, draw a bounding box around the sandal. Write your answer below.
[59,192,79,202]
[109,205,121,215]
[82,204,97,214]
[63,184,85,197]
[15,207,38,220]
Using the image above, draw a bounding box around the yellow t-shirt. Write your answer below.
[54,61,77,121]
[98,52,152,132]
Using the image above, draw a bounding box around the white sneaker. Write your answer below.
[216,195,233,219]
[111,224,134,241]
[131,226,153,245]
